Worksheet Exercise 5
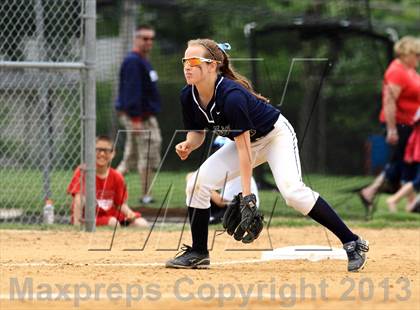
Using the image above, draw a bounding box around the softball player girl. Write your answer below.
[165,39,369,272]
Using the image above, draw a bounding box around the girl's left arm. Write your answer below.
[234,130,253,196]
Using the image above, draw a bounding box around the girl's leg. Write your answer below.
[185,141,242,210]
[359,172,385,204]
[264,115,368,271]
[185,140,262,249]
[407,194,420,212]
[387,182,414,212]
[187,206,210,253]
[406,191,417,210]
[407,165,420,211]
[265,115,357,244]
[166,141,249,269]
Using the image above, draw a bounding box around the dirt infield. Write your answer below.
[1,227,419,310]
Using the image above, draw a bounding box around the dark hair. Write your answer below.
[96,135,114,147]
[188,38,269,102]
[136,24,154,32]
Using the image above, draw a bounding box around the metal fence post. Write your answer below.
[34,0,52,202]
[84,0,97,232]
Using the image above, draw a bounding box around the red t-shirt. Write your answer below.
[379,59,420,125]
[67,166,128,224]
[404,124,420,163]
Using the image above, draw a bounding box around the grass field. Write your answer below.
[1,169,419,228]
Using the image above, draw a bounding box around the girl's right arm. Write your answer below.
[175,131,206,160]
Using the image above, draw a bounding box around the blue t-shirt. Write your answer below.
[180,76,280,141]
[115,51,161,117]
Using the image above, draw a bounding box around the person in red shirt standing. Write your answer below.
[67,136,149,227]
[359,36,420,213]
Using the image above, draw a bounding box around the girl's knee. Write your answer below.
[282,184,318,214]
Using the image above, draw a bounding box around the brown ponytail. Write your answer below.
[188,38,270,102]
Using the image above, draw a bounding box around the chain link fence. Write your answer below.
[0,0,87,225]
[1,1,418,226]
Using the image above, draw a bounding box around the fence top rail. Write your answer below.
[0,61,87,70]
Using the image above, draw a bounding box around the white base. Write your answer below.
[261,245,347,262]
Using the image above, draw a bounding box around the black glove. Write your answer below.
[237,194,264,243]
[222,194,241,236]
[222,193,263,244]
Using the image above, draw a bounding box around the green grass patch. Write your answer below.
[1,169,419,229]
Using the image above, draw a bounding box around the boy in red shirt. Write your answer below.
[67,136,148,227]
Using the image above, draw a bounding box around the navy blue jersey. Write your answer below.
[115,51,161,117]
[180,76,280,141]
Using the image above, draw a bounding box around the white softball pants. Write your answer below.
[186,114,319,215]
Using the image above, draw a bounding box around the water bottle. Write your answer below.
[43,199,55,225]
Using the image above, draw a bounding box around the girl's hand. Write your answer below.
[126,210,136,221]
[175,141,192,160]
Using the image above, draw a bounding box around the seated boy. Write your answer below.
[67,135,148,227]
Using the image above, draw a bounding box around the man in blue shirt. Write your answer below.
[115,24,162,204]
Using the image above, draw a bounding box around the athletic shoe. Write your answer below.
[165,244,210,269]
[343,237,369,272]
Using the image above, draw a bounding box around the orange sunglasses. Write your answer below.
[182,57,221,67]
